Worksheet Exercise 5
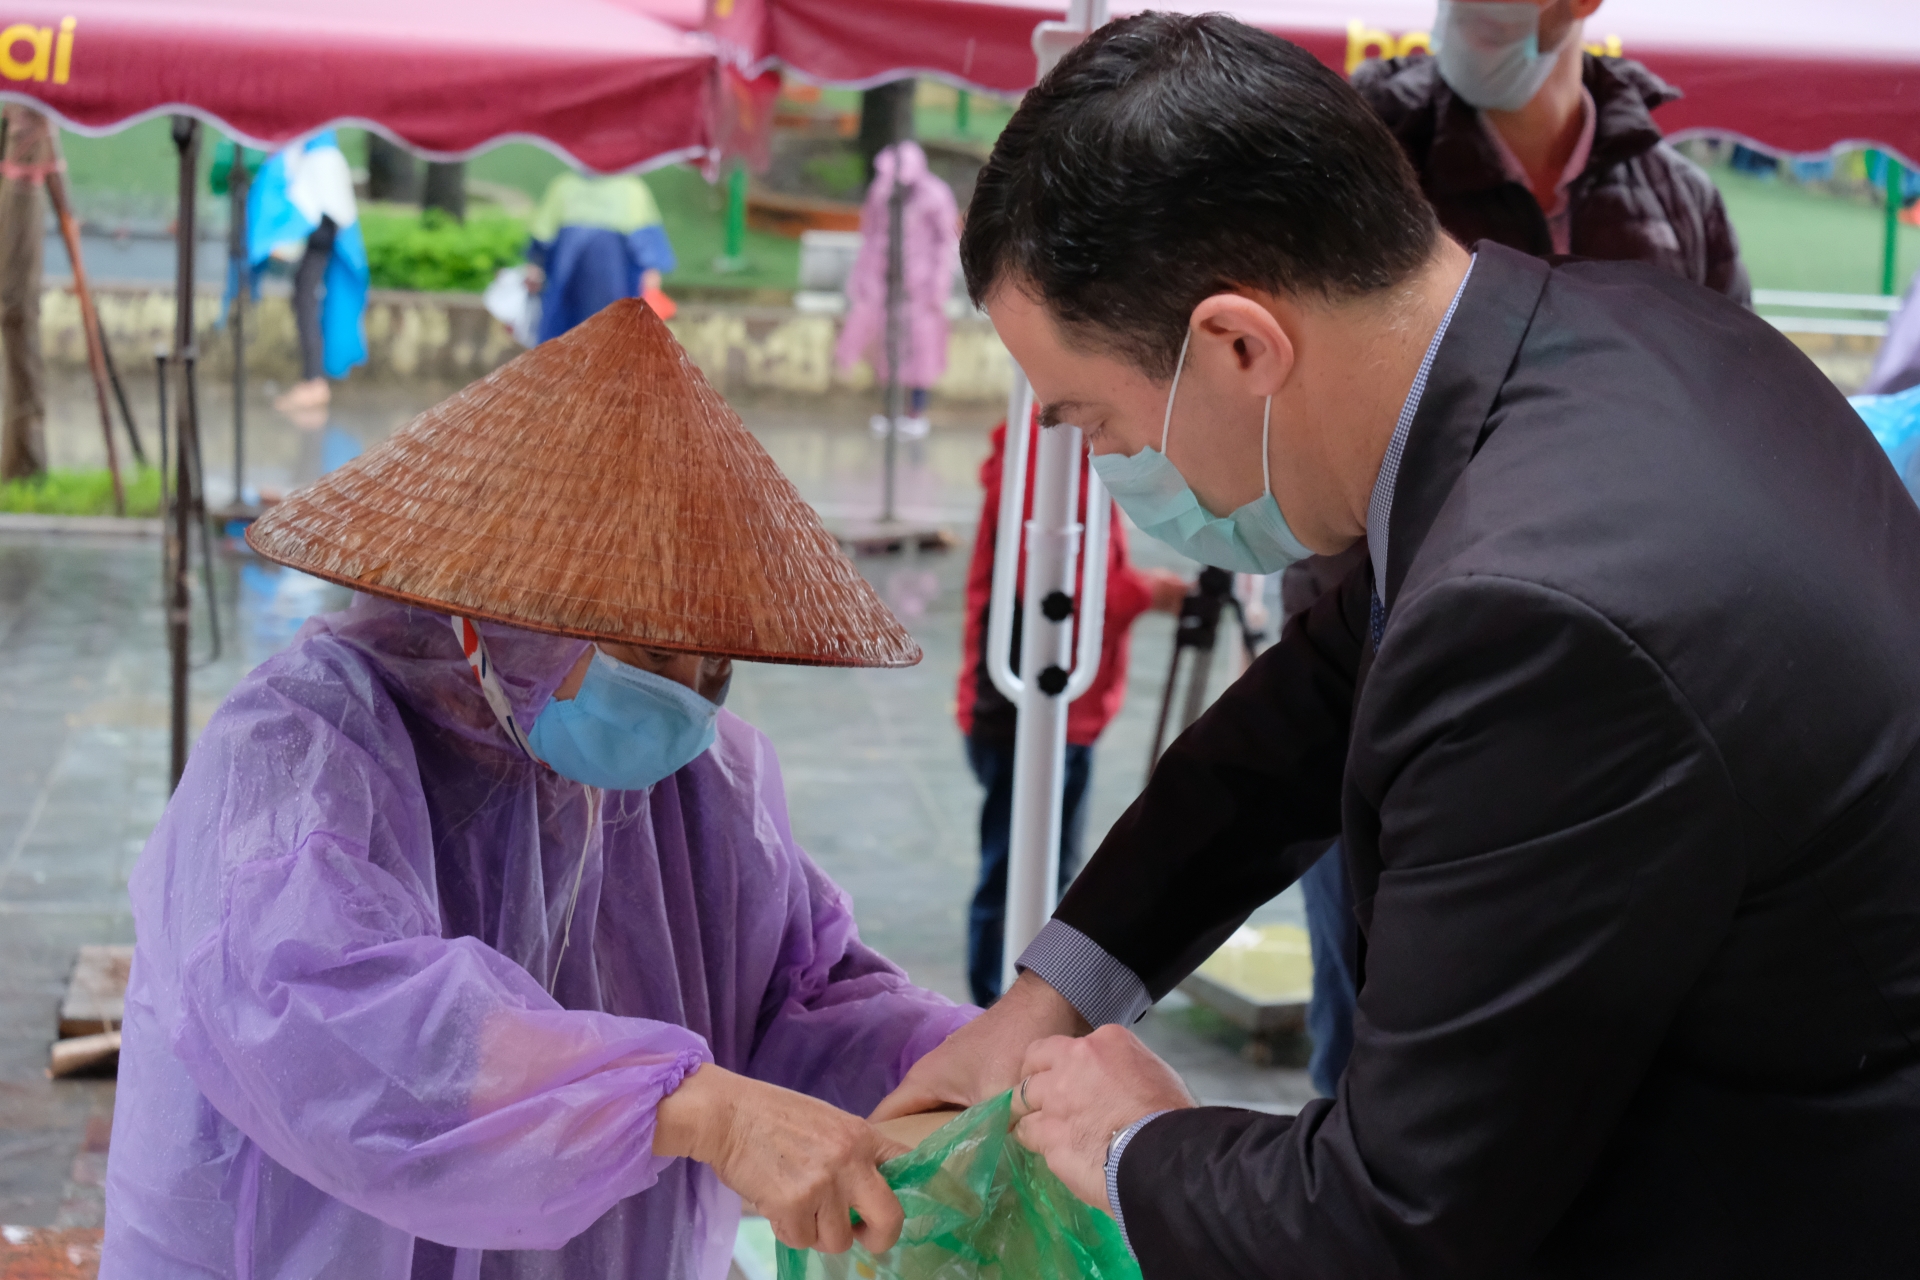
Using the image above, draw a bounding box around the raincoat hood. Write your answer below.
[873,138,930,186]
[329,593,588,754]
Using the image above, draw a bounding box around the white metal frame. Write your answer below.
[988,371,1111,987]
[991,0,1115,988]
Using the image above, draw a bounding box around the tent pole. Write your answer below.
[882,164,906,524]
[230,160,249,506]
[168,115,201,792]
[715,161,748,274]
[1884,153,1904,296]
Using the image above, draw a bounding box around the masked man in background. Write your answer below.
[1358,0,1748,301]
[102,300,971,1280]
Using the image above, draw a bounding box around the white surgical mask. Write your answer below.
[1088,330,1312,575]
[1433,0,1577,113]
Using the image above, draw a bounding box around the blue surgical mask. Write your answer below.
[527,650,718,791]
[1433,0,1575,113]
[1089,330,1313,575]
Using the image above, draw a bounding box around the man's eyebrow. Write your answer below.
[1037,401,1084,428]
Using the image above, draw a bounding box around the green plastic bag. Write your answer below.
[776,1092,1142,1280]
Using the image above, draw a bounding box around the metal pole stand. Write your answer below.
[988,371,1111,990]
[711,161,750,275]
[213,155,255,523]
[166,116,222,791]
[831,141,953,557]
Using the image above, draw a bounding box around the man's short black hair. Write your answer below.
[963,12,1439,378]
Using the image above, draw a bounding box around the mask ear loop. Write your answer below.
[1261,395,1274,499]
[449,616,599,997]
[548,786,600,996]
[451,615,541,763]
[1161,328,1193,454]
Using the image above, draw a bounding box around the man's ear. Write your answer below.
[1189,293,1295,397]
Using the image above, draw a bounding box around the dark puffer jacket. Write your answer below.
[1354,53,1750,304]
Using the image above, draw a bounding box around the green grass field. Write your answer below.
[49,118,1918,299]
[0,467,163,517]
[1713,168,1918,296]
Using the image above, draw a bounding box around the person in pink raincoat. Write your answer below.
[835,141,960,441]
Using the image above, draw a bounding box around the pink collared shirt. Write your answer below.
[1484,88,1597,255]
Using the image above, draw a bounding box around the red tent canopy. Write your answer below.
[0,0,722,172]
[709,0,1920,165]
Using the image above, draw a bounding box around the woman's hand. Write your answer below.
[655,1064,910,1254]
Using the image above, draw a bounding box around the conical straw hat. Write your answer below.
[246,299,920,668]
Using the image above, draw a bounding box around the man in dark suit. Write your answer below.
[874,12,1920,1277]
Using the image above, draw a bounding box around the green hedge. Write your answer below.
[0,468,164,517]
[360,206,528,293]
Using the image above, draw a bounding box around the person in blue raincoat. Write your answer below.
[249,131,369,412]
[525,172,677,341]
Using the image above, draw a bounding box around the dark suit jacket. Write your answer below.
[1064,244,1920,1277]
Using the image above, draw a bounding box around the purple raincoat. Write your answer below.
[834,141,960,391]
[102,596,973,1279]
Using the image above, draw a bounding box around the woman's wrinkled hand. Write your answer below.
[655,1064,910,1254]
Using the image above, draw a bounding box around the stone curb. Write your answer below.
[0,513,164,538]
[35,283,1019,402]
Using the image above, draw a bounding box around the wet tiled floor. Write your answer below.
[1,375,1312,1231]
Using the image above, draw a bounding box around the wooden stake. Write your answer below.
[44,147,125,514]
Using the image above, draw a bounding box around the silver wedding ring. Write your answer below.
[1019,1074,1033,1113]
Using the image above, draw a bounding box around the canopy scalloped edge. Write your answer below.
[0,90,720,177]
[1663,128,1917,176]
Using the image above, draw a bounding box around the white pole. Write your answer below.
[986,372,1034,703]
[1001,419,1085,989]
[995,0,1114,990]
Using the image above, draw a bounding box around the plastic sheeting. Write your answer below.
[1853,385,1920,507]
[777,1093,1141,1280]
[709,0,1920,164]
[102,595,973,1279]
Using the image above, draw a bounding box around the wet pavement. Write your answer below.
[1,374,1313,1232]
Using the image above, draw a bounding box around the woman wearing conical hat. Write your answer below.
[99,301,972,1280]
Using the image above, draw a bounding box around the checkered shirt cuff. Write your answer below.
[1017,919,1152,1028]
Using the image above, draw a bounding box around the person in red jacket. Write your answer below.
[956,416,1187,1006]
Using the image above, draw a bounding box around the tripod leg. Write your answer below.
[1147,645,1184,783]
[1178,635,1214,732]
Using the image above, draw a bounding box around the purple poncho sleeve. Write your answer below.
[727,725,978,1113]
[155,637,712,1252]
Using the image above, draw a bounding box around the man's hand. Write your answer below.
[655,1064,909,1253]
[870,971,1088,1121]
[1011,1026,1196,1212]
[1145,569,1192,615]
[524,264,545,295]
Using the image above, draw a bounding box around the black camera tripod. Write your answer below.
[1146,566,1265,781]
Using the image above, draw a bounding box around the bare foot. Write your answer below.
[274,379,330,413]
